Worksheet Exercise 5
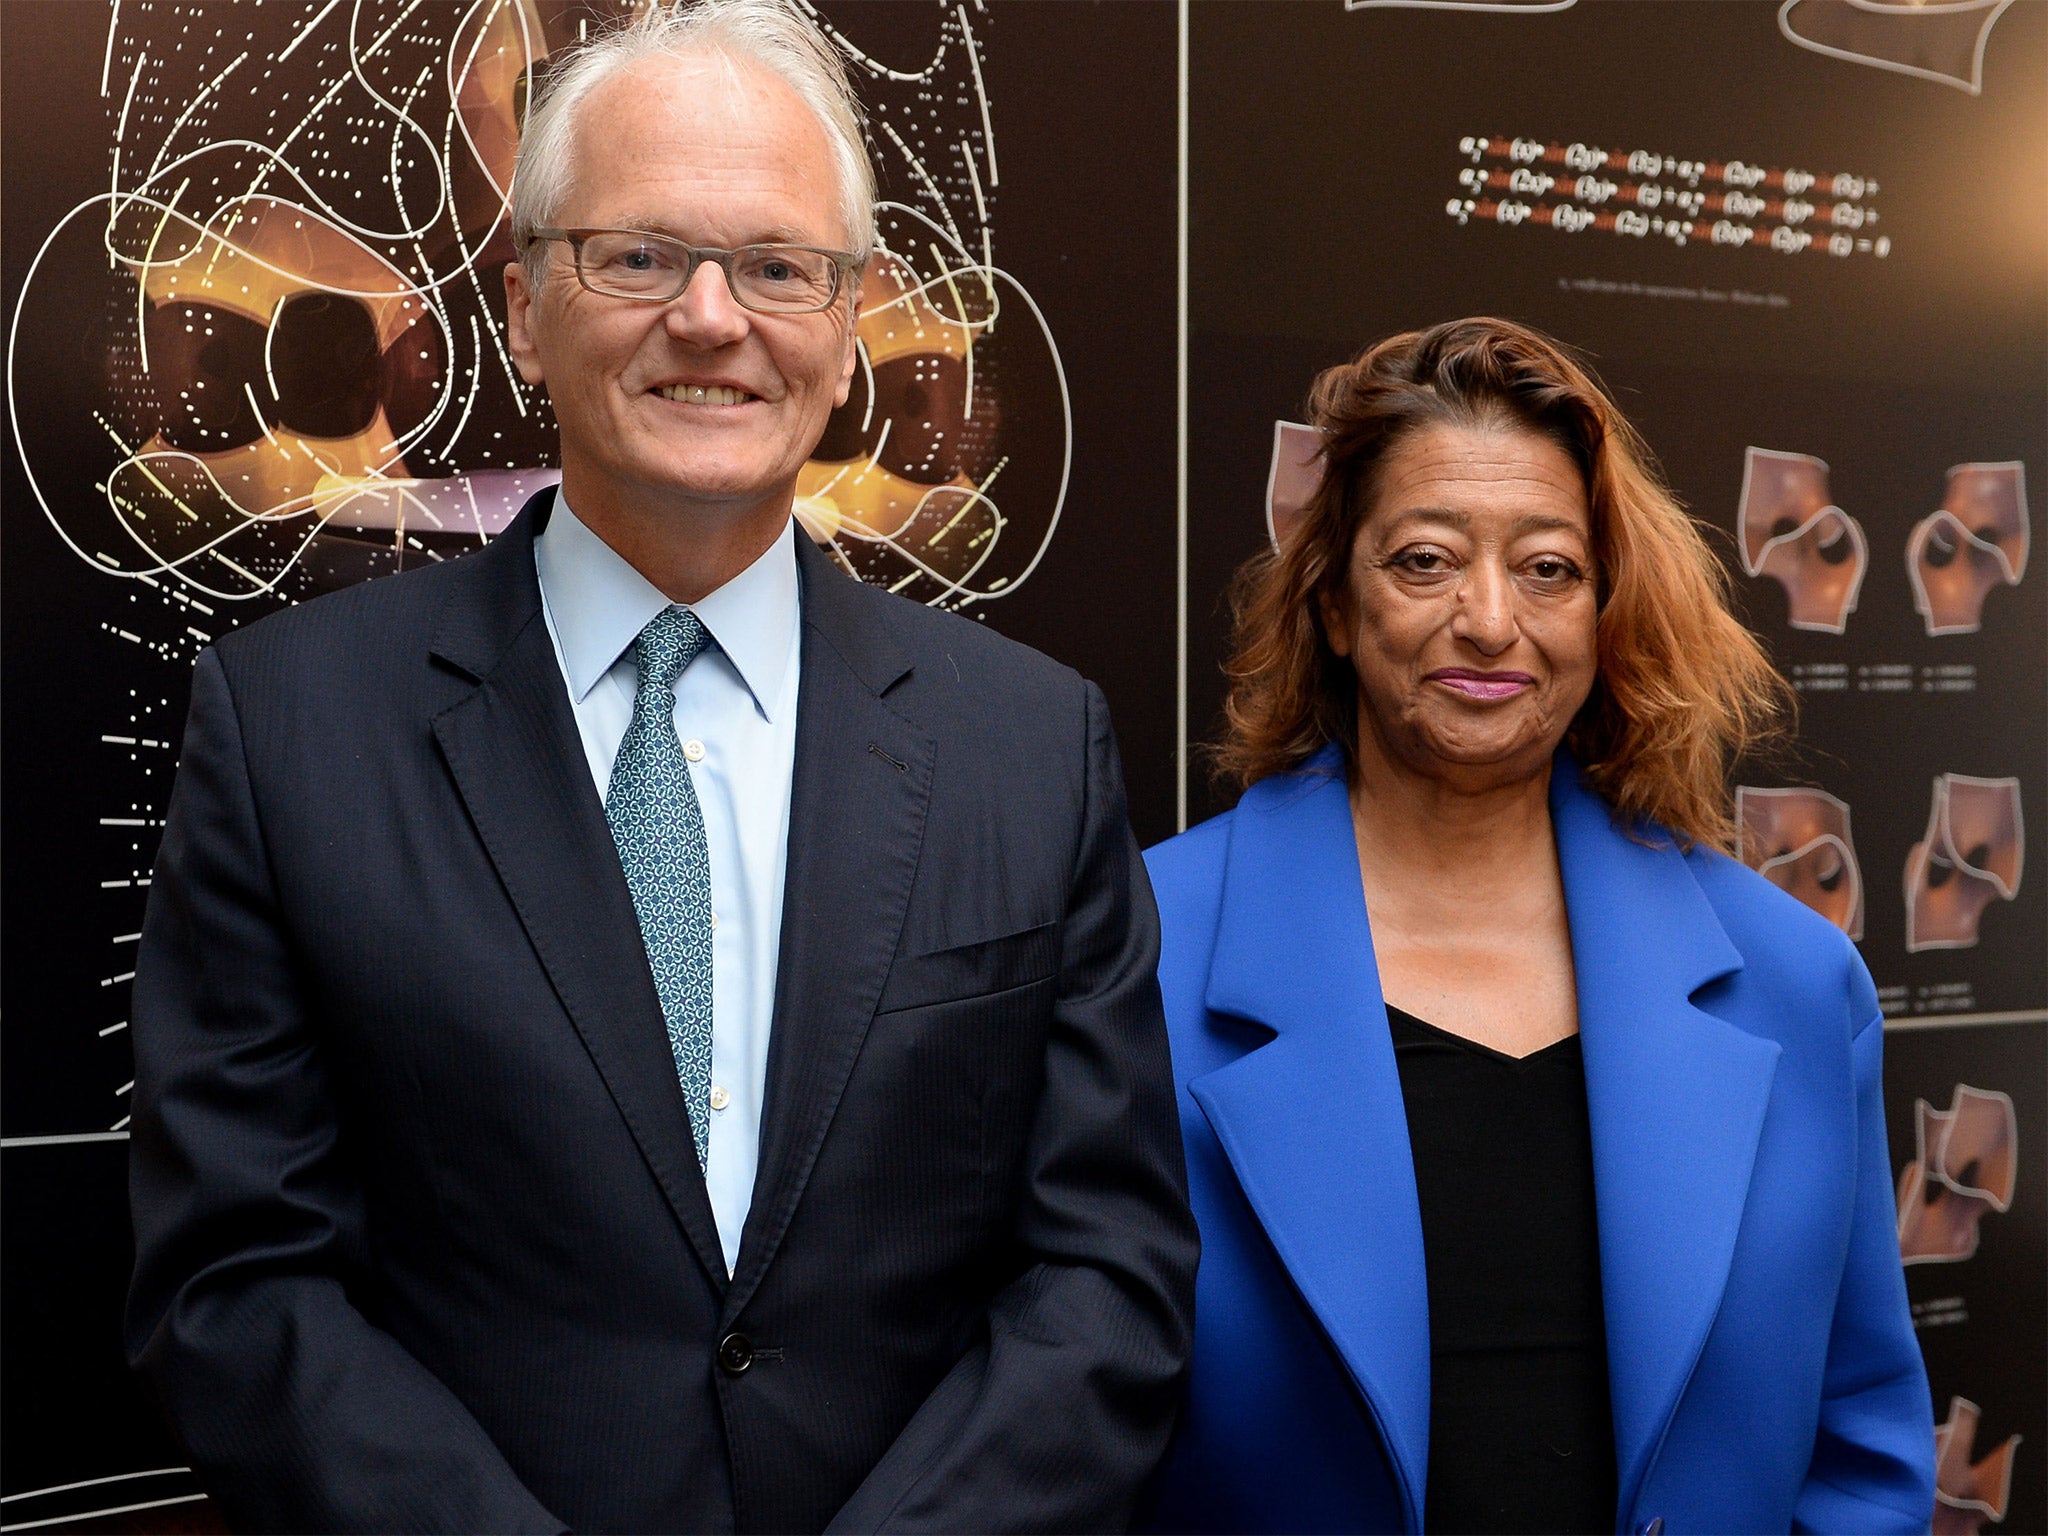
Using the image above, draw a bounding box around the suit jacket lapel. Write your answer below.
[1550,760,1780,1515]
[1188,759,1431,1533]
[427,493,729,1292]
[725,536,934,1319]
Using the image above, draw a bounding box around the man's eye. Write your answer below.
[756,259,795,283]
[598,243,679,273]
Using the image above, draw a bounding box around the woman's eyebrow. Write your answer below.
[1379,508,1585,537]
[1380,505,1471,530]
[1511,514,1589,537]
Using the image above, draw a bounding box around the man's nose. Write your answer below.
[1451,560,1518,655]
[664,259,751,346]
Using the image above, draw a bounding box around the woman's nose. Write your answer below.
[1451,561,1518,654]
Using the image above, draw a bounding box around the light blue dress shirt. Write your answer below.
[534,493,800,1275]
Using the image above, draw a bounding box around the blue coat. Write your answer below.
[1143,750,1935,1535]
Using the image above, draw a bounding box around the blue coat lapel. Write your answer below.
[1187,760,1431,1533]
[1185,753,1783,1531]
[1550,761,1781,1516]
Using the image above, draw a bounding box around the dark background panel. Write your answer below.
[1185,0,2048,1007]
[1189,0,2045,390]
[1,1146,195,1502]
[0,0,1178,1519]
[1885,1023,2048,1536]
[2,0,183,1142]
[966,0,1181,843]
[1189,0,2046,1522]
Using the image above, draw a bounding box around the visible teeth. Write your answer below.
[660,383,749,406]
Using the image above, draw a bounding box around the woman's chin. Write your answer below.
[1387,725,1561,791]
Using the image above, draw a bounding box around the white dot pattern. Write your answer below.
[605,605,715,1172]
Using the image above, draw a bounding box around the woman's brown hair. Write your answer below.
[1213,316,1789,852]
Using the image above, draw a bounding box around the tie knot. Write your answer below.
[636,605,712,689]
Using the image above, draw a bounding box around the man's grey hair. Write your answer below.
[511,0,877,276]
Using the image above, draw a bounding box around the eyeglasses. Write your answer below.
[526,227,859,314]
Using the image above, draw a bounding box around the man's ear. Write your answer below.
[503,260,547,387]
[832,281,862,409]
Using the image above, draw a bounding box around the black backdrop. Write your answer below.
[4,0,2044,1529]
[1187,3,2046,1528]
[2,3,1177,1524]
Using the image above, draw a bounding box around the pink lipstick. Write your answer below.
[1427,668,1535,701]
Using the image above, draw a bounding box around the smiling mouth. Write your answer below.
[1428,669,1535,701]
[657,383,757,406]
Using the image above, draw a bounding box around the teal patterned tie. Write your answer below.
[606,605,715,1171]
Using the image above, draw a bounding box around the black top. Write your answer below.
[1386,1005,1618,1536]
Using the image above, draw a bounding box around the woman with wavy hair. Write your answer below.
[1144,318,1933,1535]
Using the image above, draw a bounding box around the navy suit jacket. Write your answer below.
[127,495,1197,1534]
[1142,749,1934,1535]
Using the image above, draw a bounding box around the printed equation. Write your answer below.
[1446,136,1890,259]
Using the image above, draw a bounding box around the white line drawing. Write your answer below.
[1,1494,209,1534]
[0,1474,204,1531]
[12,1,1067,613]
[793,204,1071,610]
[1,1469,193,1506]
[10,0,1077,1144]
[1736,786,1864,940]
[1264,420,1321,552]
[1779,0,2015,97]
[1905,774,2025,952]
[791,4,1069,610]
[1934,1396,2022,1536]
[1177,0,1189,831]
[1907,461,2029,636]
[10,0,560,605]
[1736,447,1868,633]
[1898,1085,2017,1265]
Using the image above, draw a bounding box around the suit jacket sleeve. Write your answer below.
[126,648,567,1535]
[1794,1005,1937,1534]
[828,681,1200,1535]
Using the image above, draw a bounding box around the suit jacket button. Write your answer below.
[1635,1519,1664,1536]
[717,1332,754,1376]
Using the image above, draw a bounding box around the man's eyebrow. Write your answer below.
[608,217,818,246]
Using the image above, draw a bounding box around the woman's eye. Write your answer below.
[1397,549,1448,572]
[1527,557,1581,582]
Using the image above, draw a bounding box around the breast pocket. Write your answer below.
[874,920,1060,1016]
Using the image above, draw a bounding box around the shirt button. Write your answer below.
[710,1085,730,1111]
[682,738,705,762]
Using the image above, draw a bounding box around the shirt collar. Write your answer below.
[534,490,801,722]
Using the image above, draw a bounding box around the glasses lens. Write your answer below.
[729,246,839,312]
[576,231,690,298]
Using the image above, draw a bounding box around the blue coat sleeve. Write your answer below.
[1793,1007,1936,1534]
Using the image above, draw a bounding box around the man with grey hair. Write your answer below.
[126,3,1198,1531]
